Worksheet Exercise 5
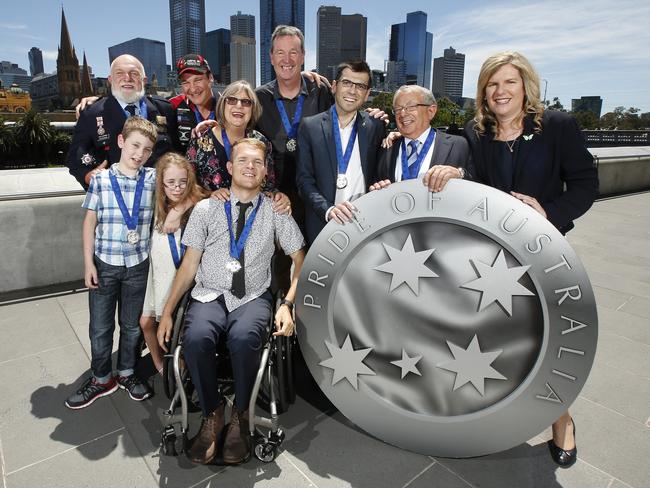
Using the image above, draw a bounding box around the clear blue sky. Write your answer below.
[1,0,648,114]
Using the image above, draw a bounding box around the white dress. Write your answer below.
[142,228,182,320]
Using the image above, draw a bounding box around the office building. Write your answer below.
[389,11,432,88]
[432,46,465,100]
[169,0,205,66]
[572,96,603,118]
[317,6,366,80]
[0,61,31,93]
[28,47,44,76]
[30,73,59,111]
[230,12,256,86]
[384,60,406,92]
[260,0,305,84]
[109,38,168,88]
[205,28,231,84]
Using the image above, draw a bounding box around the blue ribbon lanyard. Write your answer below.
[108,169,146,232]
[221,128,232,160]
[122,98,148,119]
[167,231,186,269]
[400,129,436,180]
[331,106,359,177]
[224,196,263,260]
[275,94,305,139]
[192,100,215,124]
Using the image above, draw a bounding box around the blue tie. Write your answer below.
[407,140,419,168]
[125,104,137,117]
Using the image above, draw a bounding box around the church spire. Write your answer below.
[56,6,81,107]
[81,51,94,97]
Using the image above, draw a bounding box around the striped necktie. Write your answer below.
[407,140,419,168]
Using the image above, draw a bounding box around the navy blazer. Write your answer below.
[66,95,178,189]
[296,109,385,244]
[375,129,473,183]
[464,111,598,233]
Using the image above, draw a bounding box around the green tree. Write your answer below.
[544,97,566,112]
[0,116,17,156]
[13,110,53,163]
[367,92,394,129]
[600,107,643,130]
[572,111,600,130]
[49,130,72,165]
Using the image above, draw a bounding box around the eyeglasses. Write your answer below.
[338,78,369,92]
[393,103,432,114]
[225,96,253,107]
[162,180,188,190]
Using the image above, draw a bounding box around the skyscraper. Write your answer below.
[169,0,205,66]
[389,11,432,88]
[260,0,305,84]
[230,12,256,87]
[205,28,231,84]
[28,47,44,76]
[108,38,168,89]
[432,46,465,101]
[317,6,366,80]
[572,96,603,118]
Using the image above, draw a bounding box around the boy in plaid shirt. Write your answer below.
[66,117,157,409]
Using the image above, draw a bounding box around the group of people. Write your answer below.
[63,24,598,469]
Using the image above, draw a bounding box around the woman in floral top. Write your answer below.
[187,80,291,212]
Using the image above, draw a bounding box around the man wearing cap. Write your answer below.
[169,54,219,152]
[68,54,178,189]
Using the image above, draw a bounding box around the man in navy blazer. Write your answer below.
[372,85,472,193]
[67,54,177,189]
[296,60,385,244]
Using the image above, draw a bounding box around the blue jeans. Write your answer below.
[89,256,149,381]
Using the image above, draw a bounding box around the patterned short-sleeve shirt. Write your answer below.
[82,165,155,267]
[182,192,305,311]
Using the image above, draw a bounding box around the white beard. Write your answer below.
[112,85,146,104]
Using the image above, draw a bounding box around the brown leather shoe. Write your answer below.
[222,408,251,465]
[186,403,225,464]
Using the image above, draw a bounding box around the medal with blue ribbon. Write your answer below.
[167,232,186,269]
[331,105,359,190]
[108,168,146,245]
[275,94,305,152]
[224,196,263,273]
[192,100,215,124]
[400,129,436,180]
[122,98,148,119]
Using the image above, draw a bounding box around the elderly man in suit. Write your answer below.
[371,85,472,193]
[296,60,385,244]
[67,54,177,189]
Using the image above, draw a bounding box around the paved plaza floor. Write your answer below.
[1,192,649,488]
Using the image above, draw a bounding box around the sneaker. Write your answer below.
[65,376,118,410]
[117,374,153,401]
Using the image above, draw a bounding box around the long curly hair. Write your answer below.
[154,152,205,232]
[474,51,544,136]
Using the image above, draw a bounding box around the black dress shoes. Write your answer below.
[548,419,577,468]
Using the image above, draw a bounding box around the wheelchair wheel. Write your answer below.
[162,292,191,399]
[254,439,277,463]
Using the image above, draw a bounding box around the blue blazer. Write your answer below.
[464,111,598,233]
[375,129,473,183]
[296,109,385,244]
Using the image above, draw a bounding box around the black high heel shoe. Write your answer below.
[548,419,577,468]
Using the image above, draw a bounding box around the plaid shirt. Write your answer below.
[82,165,156,267]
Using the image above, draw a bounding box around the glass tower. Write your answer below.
[259,0,305,84]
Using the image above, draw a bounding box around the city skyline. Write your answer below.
[0,0,648,114]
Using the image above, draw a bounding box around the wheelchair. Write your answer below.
[160,289,297,463]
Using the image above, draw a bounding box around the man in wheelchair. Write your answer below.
[157,138,305,465]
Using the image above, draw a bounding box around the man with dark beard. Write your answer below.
[67,54,177,189]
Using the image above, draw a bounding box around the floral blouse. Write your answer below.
[186,128,277,192]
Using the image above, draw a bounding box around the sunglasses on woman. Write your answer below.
[225,96,253,107]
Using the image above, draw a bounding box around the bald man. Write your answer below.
[67,54,178,189]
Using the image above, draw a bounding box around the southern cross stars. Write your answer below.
[319,334,375,389]
[390,349,422,379]
[461,249,534,316]
[436,334,506,396]
[374,234,438,295]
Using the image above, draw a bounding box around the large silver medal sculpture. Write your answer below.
[296,179,597,457]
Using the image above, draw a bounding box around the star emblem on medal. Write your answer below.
[297,180,598,457]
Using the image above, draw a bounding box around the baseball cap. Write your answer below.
[177,54,211,78]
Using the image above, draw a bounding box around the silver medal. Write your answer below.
[226,260,242,273]
[126,230,140,245]
[286,138,297,152]
[336,174,348,189]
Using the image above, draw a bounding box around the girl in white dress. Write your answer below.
[140,153,205,374]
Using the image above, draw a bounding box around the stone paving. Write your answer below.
[1,192,649,488]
